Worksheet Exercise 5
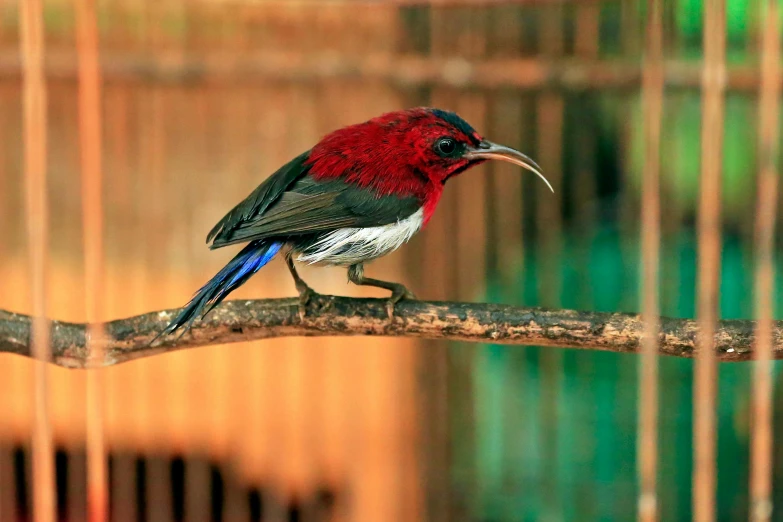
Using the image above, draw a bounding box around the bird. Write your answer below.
[156,107,553,340]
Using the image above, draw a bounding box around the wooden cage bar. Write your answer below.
[0,50,779,93]
[19,0,54,521]
[638,0,663,520]
[74,0,108,519]
[536,5,565,519]
[750,1,781,521]
[694,0,726,520]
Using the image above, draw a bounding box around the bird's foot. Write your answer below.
[386,284,417,320]
[295,281,318,321]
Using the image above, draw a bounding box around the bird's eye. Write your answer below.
[435,137,458,157]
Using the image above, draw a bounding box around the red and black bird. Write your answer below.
[158,107,552,338]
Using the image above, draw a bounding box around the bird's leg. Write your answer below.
[347,263,416,320]
[285,252,317,321]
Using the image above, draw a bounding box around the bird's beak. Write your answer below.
[464,141,554,193]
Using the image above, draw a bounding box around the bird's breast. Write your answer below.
[294,207,424,266]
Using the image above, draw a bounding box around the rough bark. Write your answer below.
[0,296,778,368]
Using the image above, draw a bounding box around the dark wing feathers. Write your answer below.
[209,175,422,249]
[207,151,311,245]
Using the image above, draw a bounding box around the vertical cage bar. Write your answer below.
[455,7,487,519]
[185,87,219,522]
[536,5,564,520]
[106,84,137,522]
[638,1,662,520]
[0,77,13,522]
[224,79,254,522]
[621,0,641,58]
[423,7,459,521]
[144,87,173,522]
[750,1,780,520]
[0,447,13,522]
[0,86,14,513]
[74,0,107,519]
[67,454,87,522]
[19,0,54,520]
[694,1,725,521]
[181,4,211,521]
[575,2,600,59]
[572,8,600,518]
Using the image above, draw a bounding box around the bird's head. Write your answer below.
[306,107,553,197]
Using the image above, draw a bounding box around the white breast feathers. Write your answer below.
[296,207,425,266]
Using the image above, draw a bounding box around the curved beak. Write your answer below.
[464,140,554,193]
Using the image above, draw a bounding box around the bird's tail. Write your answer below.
[155,239,283,341]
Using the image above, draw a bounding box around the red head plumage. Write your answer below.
[305,107,550,223]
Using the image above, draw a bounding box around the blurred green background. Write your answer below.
[462,1,783,520]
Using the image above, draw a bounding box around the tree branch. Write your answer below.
[0,296,776,368]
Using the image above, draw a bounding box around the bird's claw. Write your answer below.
[386,285,417,320]
[296,283,317,321]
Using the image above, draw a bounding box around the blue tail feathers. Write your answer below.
[155,240,283,340]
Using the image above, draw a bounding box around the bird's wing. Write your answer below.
[207,151,311,245]
[209,177,422,249]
